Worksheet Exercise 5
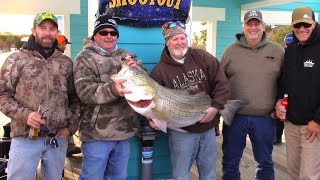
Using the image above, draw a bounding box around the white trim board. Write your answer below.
[241,0,300,9]
[240,10,319,25]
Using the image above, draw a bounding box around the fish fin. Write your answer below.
[152,119,168,133]
[220,100,247,126]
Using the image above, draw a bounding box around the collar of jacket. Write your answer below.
[235,32,269,51]
[22,34,58,59]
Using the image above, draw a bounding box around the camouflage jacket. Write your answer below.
[0,36,80,138]
[73,39,138,142]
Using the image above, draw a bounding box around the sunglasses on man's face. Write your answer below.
[293,22,312,29]
[167,21,186,29]
[98,30,118,37]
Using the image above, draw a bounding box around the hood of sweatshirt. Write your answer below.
[22,34,58,59]
[235,32,269,53]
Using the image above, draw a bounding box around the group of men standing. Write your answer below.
[0,5,319,180]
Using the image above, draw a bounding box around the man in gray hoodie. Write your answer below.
[220,10,284,180]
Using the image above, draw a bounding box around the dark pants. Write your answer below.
[274,120,284,140]
[222,115,275,180]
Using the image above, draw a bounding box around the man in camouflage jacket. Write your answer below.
[73,15,140,180]
[0,12,79,180]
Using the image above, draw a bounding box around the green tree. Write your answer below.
[266,25,292,47]
[0,34,28,51]
[192,22,207,50]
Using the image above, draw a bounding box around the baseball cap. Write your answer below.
[56,35,71,45]
[291,6,315,25]
[244,10,264,23]
[33,12,58,28]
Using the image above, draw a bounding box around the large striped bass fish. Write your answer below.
[111,64,246,131]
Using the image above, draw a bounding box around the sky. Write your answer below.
[0,14,64,35]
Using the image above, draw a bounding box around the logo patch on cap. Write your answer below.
[249,10,259,17]
[303,14,311,19]
[33,12,58,27]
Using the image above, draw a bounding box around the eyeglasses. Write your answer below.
[293,22,312,29]
[98,30,118,37]
[167,21,186,29]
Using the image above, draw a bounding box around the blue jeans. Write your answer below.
[79,140,130,180]
[222,115,274,180]
[7,136,67,180]
[168,128,217,180]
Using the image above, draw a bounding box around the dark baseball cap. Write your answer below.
[244,10,264,23]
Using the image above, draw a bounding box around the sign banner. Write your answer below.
[97,0,191,27]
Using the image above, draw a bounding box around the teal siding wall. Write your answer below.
[70,0,88,60]
[118,26,165,72]
[118,26,172,180]
[127,134,172,180]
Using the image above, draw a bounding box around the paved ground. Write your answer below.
[62,126,289,180]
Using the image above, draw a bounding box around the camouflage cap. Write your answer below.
[33,12,58,28]
[162,21,187,41]
[291,6,315,25]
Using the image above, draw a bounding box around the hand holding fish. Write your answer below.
[113,54,138,96]
[125,58,137,67]
[199,107,219,123]
[113,79,132,97]
[122,53,137,67]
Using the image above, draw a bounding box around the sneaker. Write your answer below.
[66,147,81,157]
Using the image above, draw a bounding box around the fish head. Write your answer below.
[111,64,156,115]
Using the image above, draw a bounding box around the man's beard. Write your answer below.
[168,45,188,59]
[35,36,55,50]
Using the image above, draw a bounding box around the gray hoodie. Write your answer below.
[221,32,284,116]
